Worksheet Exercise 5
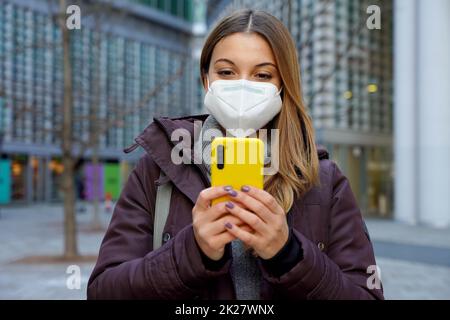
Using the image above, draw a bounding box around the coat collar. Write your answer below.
[134,114,210,204]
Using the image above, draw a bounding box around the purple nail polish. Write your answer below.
[225,222,233,229]
[224,185,232,191]
[241,185,250,192]
[228,190,238,197]
[225,201,234,209]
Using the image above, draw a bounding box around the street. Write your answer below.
[0,203,449,300]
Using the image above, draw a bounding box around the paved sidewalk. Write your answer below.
[0,204,449,299]
[365,218,450,300]
[0,203,108,300]
[365,218,450,249]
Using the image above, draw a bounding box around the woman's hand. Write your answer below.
[192,186,252,261]
[222,185,289,259]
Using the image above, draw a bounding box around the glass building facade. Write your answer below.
[207,0,394,218]
[0,0,206,203]
[131,0,195,21]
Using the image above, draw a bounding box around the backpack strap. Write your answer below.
[153,170,173,250]
[318,151,372,244]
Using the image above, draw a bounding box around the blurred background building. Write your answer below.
[394,0,450,228]
[0,0,449,229]
[208,0,394,219]
[1,0,449,302]
[0,0,207,204]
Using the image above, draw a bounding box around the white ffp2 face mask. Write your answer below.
[204,77,282,136]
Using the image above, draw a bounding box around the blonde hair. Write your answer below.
[200,9,319,213]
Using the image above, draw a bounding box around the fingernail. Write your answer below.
[224,185,232,191]
[225,201,234,209]
[228,190,238,197]
[225,222,233,229]
[241,185,250,192]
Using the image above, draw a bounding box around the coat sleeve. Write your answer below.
[87,154,231,299]
[259,161,384,300]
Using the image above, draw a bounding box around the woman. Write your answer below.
[87,9,383,300]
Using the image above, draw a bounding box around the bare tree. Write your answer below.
[59,0,78,258]
[0,0,187,259]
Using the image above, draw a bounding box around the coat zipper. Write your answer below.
[123,142,139,154]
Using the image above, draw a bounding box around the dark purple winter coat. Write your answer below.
[87,114,384,300]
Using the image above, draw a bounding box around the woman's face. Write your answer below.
[204,32,282,91]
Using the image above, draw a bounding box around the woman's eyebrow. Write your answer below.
[254,62,277,69]
[214,58,236,66]
[214,58,277,69]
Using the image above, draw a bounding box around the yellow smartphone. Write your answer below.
[211,137,264,205]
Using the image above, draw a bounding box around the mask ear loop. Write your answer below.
[205,74,212,92]
[277,85,283,96]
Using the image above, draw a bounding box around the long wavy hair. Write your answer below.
[200,9,319,213]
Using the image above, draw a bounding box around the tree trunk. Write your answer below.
[91,151,102,229]
[62,157,77,258]
[90,17,102,229]
[60,0,78,259]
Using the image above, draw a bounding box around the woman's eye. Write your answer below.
[217,70,234,76]
[256,73,272,80]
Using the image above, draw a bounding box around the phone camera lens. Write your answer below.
[217,145,224,170]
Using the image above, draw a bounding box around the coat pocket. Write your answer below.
[294,203,330,254]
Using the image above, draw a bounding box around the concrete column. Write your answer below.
[416,0,450,228]
[394,0,418,225]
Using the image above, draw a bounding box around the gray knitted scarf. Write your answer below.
[193,115,273,300]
